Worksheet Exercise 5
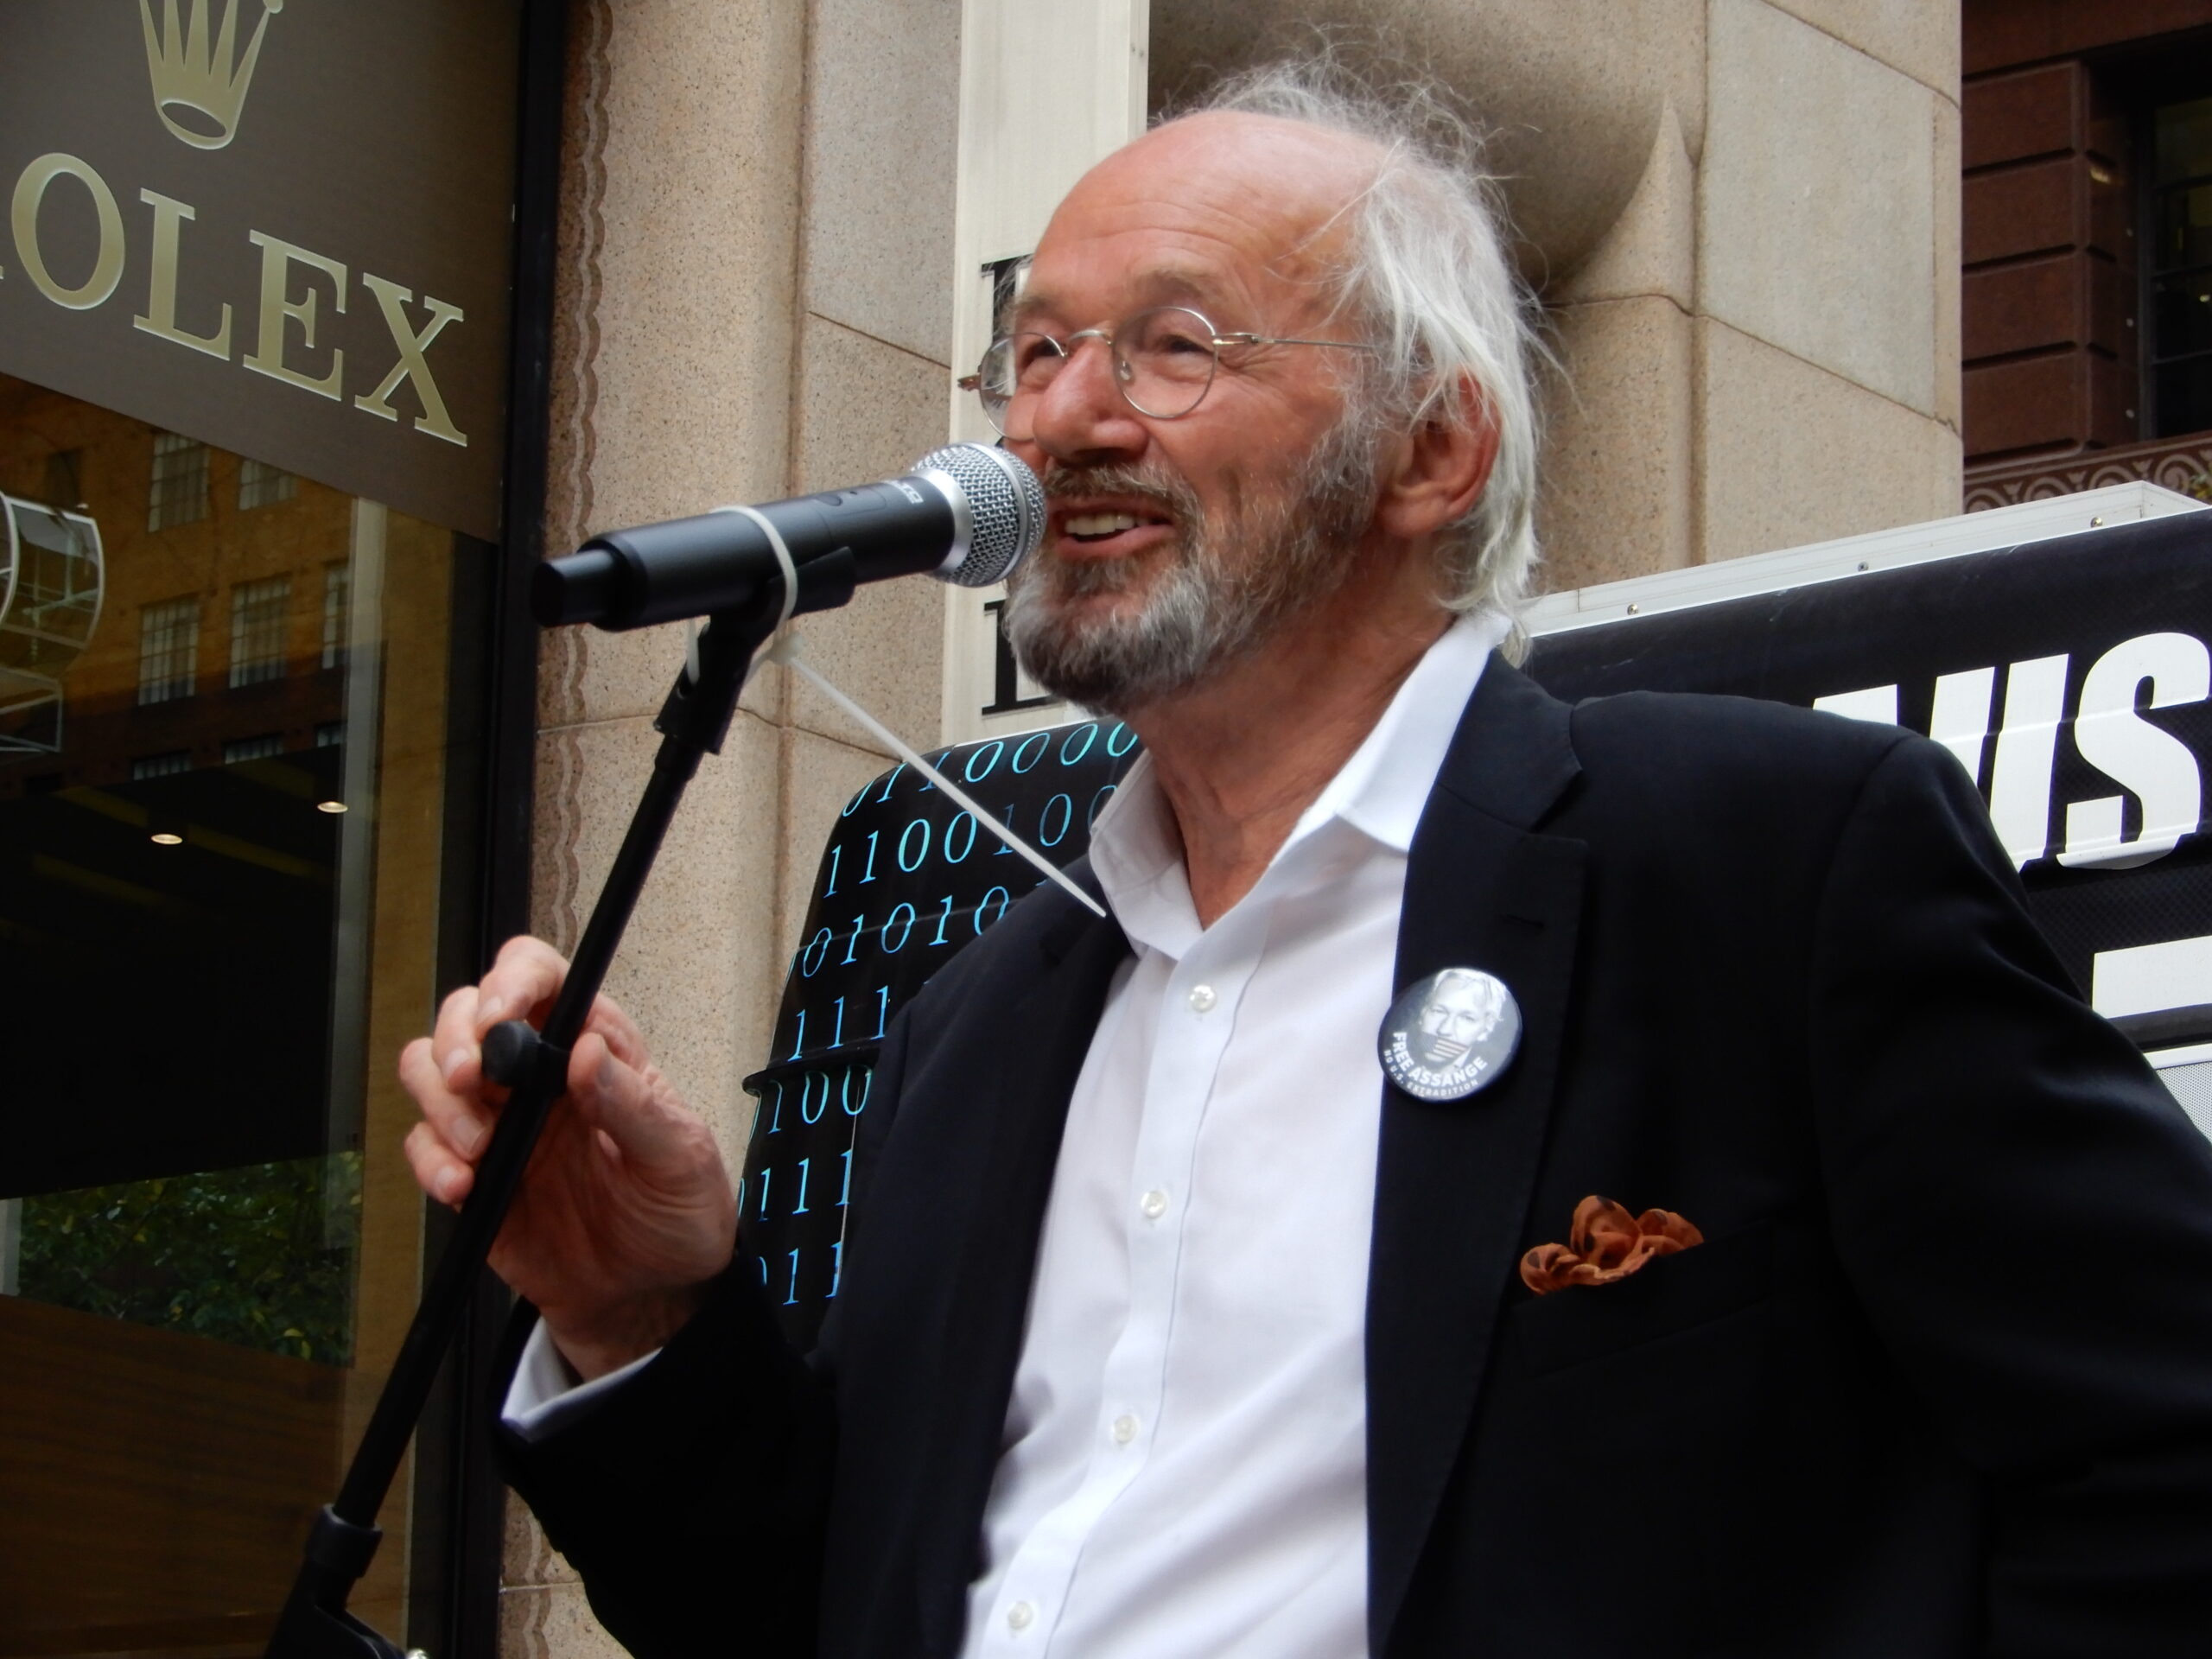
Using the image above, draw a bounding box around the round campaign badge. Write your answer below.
[1376,967,1522,1103]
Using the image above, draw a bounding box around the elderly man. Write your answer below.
[403,68,2212,1659]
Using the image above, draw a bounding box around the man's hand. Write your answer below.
[399,936,738,1380]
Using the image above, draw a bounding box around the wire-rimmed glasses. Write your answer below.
[959,305,1375,435]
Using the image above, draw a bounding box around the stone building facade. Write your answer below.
[499,1,2200,1649]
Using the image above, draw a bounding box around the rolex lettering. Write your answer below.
[0,0,514,538]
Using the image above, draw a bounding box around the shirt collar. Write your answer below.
[1087,609,1509,952]
[1299,607,1509,855]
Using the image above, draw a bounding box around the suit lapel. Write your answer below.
[1367,662,1586,1656]
[913,874,1131,1653]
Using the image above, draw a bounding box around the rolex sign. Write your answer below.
[0,1,518,539]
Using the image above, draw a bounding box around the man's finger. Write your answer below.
[474,936,573,1036]
[566,1030,713,1179]
[400,1034,493,1162]
[576,989,650,1071]
[404,1119,474,1205]
[431,983,486,1095]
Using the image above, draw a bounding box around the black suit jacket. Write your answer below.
[503,663,2212,1657]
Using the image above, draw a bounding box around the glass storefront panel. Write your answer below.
[0,372,486,1657]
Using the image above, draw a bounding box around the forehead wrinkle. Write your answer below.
[1022,127,1379,339]
[1012,261,1242,331]
[1018,213,1353,337]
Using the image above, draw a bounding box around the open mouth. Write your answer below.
[1065,512,1150,541]
[1051,502,1176,556]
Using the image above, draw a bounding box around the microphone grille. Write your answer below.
[917,442,1046,587]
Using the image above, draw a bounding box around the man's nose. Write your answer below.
[1022,338,1148,466]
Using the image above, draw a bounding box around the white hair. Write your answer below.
[1181,61,1548,650]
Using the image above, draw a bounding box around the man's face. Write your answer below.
[999,115,1385,714]
[1411,976,1496,1067]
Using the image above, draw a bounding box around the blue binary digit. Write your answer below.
[802,1071,830,1124]
[823,842,842,896]
[994,803,1017,855]
[799,927,831,976]
[944,813,976,863]
[860,831,880,884]
[1058,724,1096,766]
[842,1065,871,1115]
[930,894,954,944]
[963,741,1004,784]
[975,886,1009,934]
[793,1156,811,1215]
[839,1146,853,1206]
[841,913,867,965]
[897,817,931,872]
[872,763,906,804]
[784,1249,801,1306]
[872,985,889,1039]
[829,1238,843,1298]
[915,750,951,793]
[1012,731,1048,773]
[830,995,846,1047]
[758,1255,769,1287]
[758,1167,773,1219]
[1089,784,1117,829]
[881,904,916,952]
[786,1008,807,1061]
[1106,721,1138,757]
[767,1077,785,1133]
[1039,792,1073,848]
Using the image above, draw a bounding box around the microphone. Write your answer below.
[532,442,1046,630]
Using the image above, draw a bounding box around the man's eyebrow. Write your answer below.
[1008,270,1228,331]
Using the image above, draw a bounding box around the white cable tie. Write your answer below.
[713,503,803,636]
[765,632,1109,919]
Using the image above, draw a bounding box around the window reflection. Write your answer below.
[0,370,473,1656]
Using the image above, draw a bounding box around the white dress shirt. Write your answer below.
[962,610,1505,1658]
[506,609,1507,1656]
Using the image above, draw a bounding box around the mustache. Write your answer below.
[1041,461,1200,519]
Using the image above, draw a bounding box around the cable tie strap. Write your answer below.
[764,632,1108,919]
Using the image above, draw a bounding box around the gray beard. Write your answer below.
[1003,418,1380,715]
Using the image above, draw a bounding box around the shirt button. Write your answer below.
[1007,1601,1035,1631]
[1112,1414,1138,1444]
[1140,1188,1168,1220]
[1187,983,1217,1012]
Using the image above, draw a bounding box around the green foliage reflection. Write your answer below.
[17,1154,359,1364]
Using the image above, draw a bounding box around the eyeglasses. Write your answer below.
[958,305,1376,435]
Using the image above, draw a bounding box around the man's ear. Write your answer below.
[1372,370,1499,542]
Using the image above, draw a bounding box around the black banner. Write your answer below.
[1528,512,2212,1041]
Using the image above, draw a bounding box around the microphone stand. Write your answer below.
[264,551,858,1658]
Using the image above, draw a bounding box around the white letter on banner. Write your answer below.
[2061,632,2209,870]
[1988,654,2070,869]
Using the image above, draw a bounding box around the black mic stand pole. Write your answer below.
[265,551,859,1658]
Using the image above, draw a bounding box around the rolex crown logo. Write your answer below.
[138,0,285,151]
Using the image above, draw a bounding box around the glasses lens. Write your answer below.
[974,334,1065,433]
[1116,308,1218,418]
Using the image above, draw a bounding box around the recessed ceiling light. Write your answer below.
[316,799,347,814]
[149,830,184,845]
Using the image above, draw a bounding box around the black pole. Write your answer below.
[263,572,813,1658]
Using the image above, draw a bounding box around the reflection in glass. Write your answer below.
[2155,95,2212,193]
[2151,97,2212,441]
[0,372,474,1656]
[1,493,102,753]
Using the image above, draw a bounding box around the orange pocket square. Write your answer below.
[1520,1194,1704,1294]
